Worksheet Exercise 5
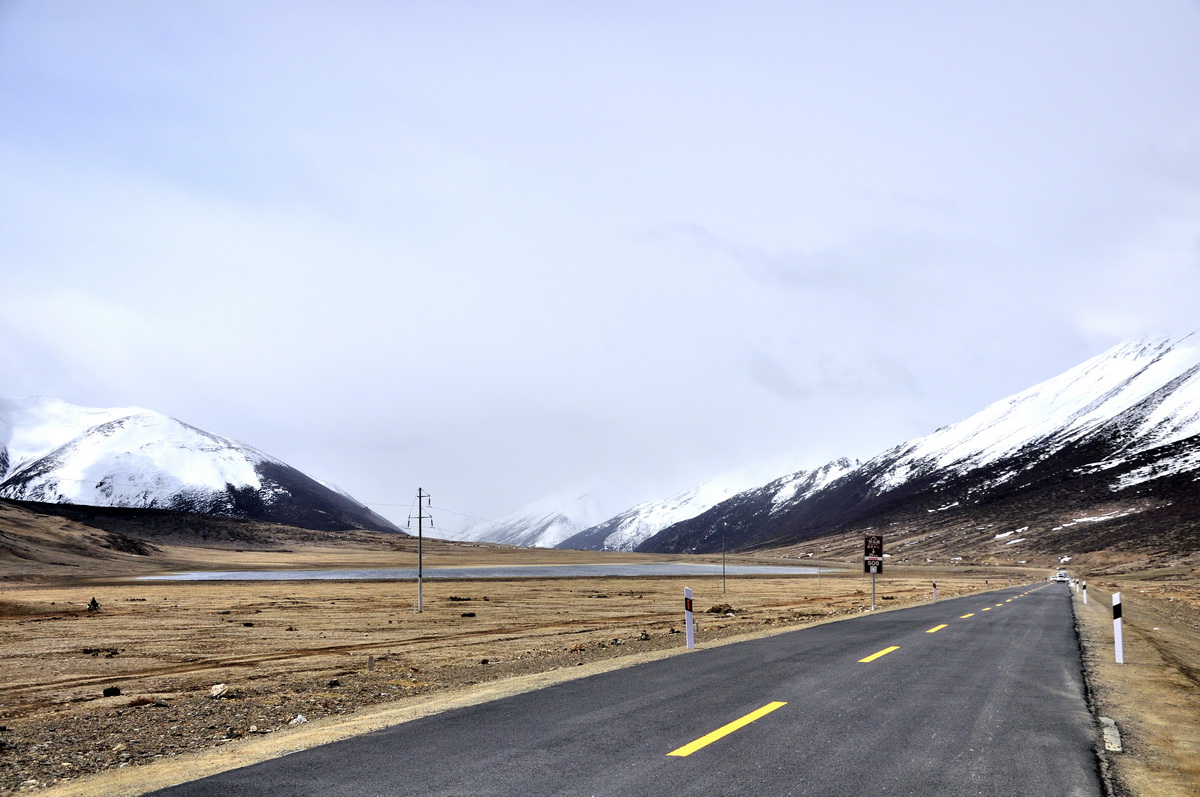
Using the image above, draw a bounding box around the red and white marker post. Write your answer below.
[684,587,695,650]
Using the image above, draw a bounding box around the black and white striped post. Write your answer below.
[932,580,937,601]
[684,587,695,650]
[1113,592,1124,664]
[1082,580,1087,605]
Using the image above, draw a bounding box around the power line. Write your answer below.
[427,505,501,525]
[362,500,501,526]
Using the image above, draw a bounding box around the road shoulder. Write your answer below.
[1074,585,1200,797]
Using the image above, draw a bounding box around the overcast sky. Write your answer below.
[2,2,1199,531]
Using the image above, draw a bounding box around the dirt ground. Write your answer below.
[1,546,1002,796]
[2,532,1196,797]
[1072,563,1200,797]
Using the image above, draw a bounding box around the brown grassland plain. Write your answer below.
[0,527,1197,797]
[1073,564,1200,797]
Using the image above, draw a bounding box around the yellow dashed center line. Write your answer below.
[672,587,1044,759]
[858,645,900,663]
[667,702,788,757]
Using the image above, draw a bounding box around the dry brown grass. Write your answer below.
[1073,560,1200,797]
[1,543,996,795]
[2,514,1196,797]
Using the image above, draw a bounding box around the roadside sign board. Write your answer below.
[864,535,883,573]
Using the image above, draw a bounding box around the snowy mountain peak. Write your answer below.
[637,336,1200,555]
[874,336,1200,490]
[554,452,839,552]
[1,397,149,478]
[440,488,607,548]
[0,397,398,533]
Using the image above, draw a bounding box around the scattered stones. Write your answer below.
[289,714,308,726]
[209,684,228,699]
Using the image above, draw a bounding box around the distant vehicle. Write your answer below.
[1053,571,1070,582]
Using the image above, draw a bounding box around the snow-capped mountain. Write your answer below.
[557,455,852,552]
[438,488,608,548]
[0,397,399,533]
[639,336,1200,555]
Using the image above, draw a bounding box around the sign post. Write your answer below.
[864,535,884,611]
[684,587,695,650]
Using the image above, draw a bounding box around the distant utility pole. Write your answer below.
[408,488,433,613]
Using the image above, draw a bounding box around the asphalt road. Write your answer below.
[151,582,1103,797]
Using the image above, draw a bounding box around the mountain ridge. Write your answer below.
[635,336,1200,558]
[0,397,400,534]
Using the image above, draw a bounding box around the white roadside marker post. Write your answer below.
[1113,592,1124,664]
[1082,580,1087,605]
[932,580,937,601]
[684,587,695,650]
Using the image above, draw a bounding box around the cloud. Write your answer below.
[2,2,1200,528]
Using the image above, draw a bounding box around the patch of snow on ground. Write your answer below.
[1112,449,1200,490]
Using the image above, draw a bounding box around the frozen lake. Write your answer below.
[138,563,823,581]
